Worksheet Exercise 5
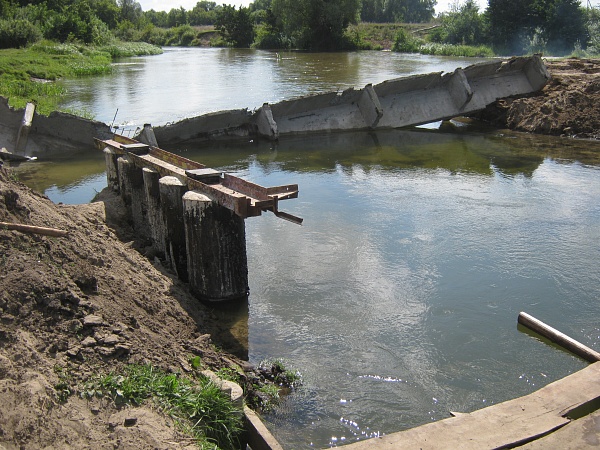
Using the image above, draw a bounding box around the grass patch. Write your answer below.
[84,364,243,450]
[0,40,162,116]
[419,42,495,57]
[346,22,437,50]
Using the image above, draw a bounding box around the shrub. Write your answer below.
[0,19,42,48]
[392,28,422,53]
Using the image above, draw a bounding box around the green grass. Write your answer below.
[84,364,243,450]
[346,22,438,50]
[419,42,495,57]
[0,40,162,116]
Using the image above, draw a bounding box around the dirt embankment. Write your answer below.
[0,168,269,449]
[478,58,600,139]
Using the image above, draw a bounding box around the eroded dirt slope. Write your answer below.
[0,167,252,449]
[478,58,600,139]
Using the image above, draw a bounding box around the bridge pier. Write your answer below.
[159,176,188,281]
[98,136,298,303]
[183,190,249,302]
[142,168,165,256]
[103,148,119,191]
[117,156,148,239]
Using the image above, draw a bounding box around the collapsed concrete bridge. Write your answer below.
[152,55,549,145]
[1,55,548,158]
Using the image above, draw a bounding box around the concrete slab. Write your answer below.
[518,410,600,449]
[343,362,600,449]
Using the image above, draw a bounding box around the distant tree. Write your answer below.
[189,1,219,25]
[360,0,435,22]
[92,0,120,29]
[271,0,360,50]
[487,0,586,55]
[118,0,142,24]
[542,0,586,54]
[215,5,255,47]
[144,9,168,27]
[167,6,187,27]
[441,0,486,45]
[44,0,97,43]
[586,7,600,53]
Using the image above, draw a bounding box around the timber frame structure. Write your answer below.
[95,134,302,224]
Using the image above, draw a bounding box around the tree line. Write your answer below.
[0,0,598,55]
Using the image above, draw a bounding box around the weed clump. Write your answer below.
[83,364,244,450]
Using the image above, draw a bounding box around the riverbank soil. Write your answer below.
[477,58,600,139]
[0,168,263,448]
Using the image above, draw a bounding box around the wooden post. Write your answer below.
[142,167,165,256]
[518,312,600,363]
[117,157,149,240]
[183,190,249,302]
[0,222,68,237]
[159,176,188,281]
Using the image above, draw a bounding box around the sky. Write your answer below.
[137,0,600,15]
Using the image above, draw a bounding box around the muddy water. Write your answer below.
[16,48,600,448]
[12,124,600,449]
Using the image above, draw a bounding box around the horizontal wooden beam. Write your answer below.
[518,311,600,362]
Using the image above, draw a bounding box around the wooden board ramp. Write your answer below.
[95,134,302,224]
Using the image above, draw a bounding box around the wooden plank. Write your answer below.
[187,178,255,218]
[132,154,187,178]
[95,136,300,221]
[0,222,68,237]
[222,174,270,200]
[266,184,299,199]
[149,147,205,170]
[518,312,600,362]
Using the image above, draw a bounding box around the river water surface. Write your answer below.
[13,49,600,448]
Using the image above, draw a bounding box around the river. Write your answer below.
[13,48,600,448]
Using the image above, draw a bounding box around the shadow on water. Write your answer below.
[164,124,600,178]
[8,148,106,204]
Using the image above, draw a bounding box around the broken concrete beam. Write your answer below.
[254,104,279,140]
[143,56,549,144]
[357,84,383,128]
[268,87,366,135]
[137,123,158,147]
[183,190,248,302]
[447,68,473,111]
[343,361,600,449]
[153,109,252,144]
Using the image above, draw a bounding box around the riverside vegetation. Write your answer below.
[2,0,600,118]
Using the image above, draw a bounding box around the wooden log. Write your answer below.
[518,311,600,363]
[0,222,68,237]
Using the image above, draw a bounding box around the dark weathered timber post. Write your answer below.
[159,176,188,281]
[142,167,165,256]
[117,156,148,240]
[103,147,120,192]
[183,190,249,302]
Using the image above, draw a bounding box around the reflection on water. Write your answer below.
[57,48,491,128]
[173,128,600,448]
[13,126,600,449]
[10,151,106,204]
